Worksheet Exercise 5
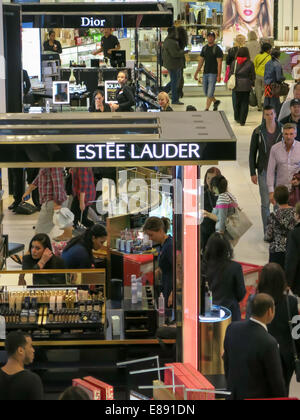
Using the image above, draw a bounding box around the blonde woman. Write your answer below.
[157,92,173,112]
[223,0,274,48]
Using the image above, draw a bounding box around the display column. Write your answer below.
[0,0,6,113]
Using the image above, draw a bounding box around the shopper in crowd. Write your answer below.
[176,26,188,100]
[59,386,90,401]
[8,168,25,212]
[249,106,283,234]
[143,217,173,310]
[157,92,173,112]
[229,46,255,126]
[0,331,43,401]
[22,168,68,235]
[62,224,107,269]
[226,34,246,68]
[267,123,300,206]
[285,202,300,296]
[89,89,111,112]
[222,0,273,49]
[280,98,300,141]
[203,233,246,321]
[264,49,285,115]
[92,28,120,60]
[70,167,96,231]
[43,30,62,54]
[254,43,272,112]
[201,167,221,252]
[279,82,300,122]
[162,27,185,105]
[109,71,135,112]
[22,233,66,285]
[246,263,300,395]
[194,31,223,111]
[223,293,286,400]
[246,31,261,62]
[204,175,239,246]
[226,35,246,112]
[264,185,296,269]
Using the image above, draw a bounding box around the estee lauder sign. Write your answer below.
[76,143,201,161]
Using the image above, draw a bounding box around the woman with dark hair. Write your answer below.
[229,46,256,125]
[204,175,239,246]
[201,167,221,252]
[89,89,111,112]
[143,217,173,309]
[176,26,188,99]
[246,263,300,395]
[22,234,65,285]
[59,386,90,401]
[203,233,246,321]
[43,30,62,54]
[264,49,285,115]
[109,71,135,112]
[62,224,107,269]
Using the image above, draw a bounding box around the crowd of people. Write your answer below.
[4,28,300,401]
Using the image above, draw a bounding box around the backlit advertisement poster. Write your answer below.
[222,0,274,48]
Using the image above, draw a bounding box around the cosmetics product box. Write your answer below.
[83,376,114,400]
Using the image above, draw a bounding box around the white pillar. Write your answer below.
[0,0,6,113]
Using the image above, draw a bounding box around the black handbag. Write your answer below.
[286,293,300,382]
[271,82,290,97]
[14,202,38,215]
[249,88,258,107]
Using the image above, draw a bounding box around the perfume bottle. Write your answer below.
[285,26,290,42]
[294,27,299,42]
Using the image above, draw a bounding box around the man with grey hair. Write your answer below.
[223,293,286,400]
[267,123,300,205]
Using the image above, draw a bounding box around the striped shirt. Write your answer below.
[72,168,96,206]
[213,192,238,233]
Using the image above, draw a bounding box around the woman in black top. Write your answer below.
[229,47,255,126]
[203,233,246,321]
[110,71,135,112]
[246,263,300,395]
[89,89,111,113]
[157,92,173,112]
[201,167,221,253]
[43,30,62,54]
[22,234,65,285]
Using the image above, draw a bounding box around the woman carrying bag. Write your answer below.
[229,47,256,126]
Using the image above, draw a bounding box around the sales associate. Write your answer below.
[143,217,173,309]
[43,30,62,54]
[110,71,135,112]
[92,28,120,60]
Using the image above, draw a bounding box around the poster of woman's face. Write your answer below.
[223,0,274,48]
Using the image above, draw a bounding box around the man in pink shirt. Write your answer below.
[267,123,300,205]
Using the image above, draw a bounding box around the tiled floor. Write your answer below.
[1,96,300,397]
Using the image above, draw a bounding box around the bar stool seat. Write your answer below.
[8,242,25,257]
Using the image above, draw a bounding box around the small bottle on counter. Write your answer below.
[137,277,143,303]
[204,282,212,315]
[158,293,165,327]
[131,275,137,305]
[45,100,50,113]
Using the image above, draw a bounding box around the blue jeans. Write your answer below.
[203,73,217,98]
[169,69,180,104]
[258,170,270,233]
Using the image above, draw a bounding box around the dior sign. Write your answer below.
[80,17,106,28]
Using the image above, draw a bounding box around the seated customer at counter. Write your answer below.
[62,224,107,269]
[143,217,173,310]
[43,30,62,54]
[110,71,135,112]
[157,92,173,112]
[22,234,66,285]
[89,89,111,113]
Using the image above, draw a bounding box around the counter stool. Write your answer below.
[3,235,25,267]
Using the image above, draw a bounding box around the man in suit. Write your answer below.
[223,293,287,400]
